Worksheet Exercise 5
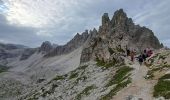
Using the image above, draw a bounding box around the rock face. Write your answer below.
[39,41,53,53]
[44,30,89,57]
[80,9,162,63]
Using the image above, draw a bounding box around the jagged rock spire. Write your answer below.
[102,13,110,26]
[111,9,127,26]
[39,41,53,53]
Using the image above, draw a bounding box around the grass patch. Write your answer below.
[100,79,131,100]
[146,64,170,79]
[41,84,58,97]
[145,70,154,79]
[53,75,65,81]
[77,65,88,70]
[153,73,170,99]
[0,65,8,73]
[75,76,87,84]
[96,57,117,69]
[106,66,133,87]
[153,80,170,99]
[69,65,88,79]
[162,64,170,68]
[146,64,170,78]
[96,57,105,66]
[158,55,166,60]
[75,85,97,100]
[48,74,66,84]
[108,47,115,55]
[69,72,79,79]
[159,74,170,80]
[116,46,125,53]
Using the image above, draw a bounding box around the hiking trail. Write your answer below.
[112,57,157,100]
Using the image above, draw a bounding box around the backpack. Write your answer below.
[138,56,143,62]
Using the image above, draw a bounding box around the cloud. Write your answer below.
[0,0,169,47]
[130,1,170,46]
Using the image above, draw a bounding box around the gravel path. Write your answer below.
[112,58,156,100]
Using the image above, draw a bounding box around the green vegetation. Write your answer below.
[96,57,117,69]
[75,85,97,100]
[158,55,166,60]
[96,57,105,66]
[145,70,154,79]
[69,72,79,79]
[108,47,115,55]
[159,74,170,80]
[53,75,65,81]
[100,78,131,100]
[0,65,8,73]
[75,76,87,84]
[28,94,39,100]
[106,66,133,87]
[145,64,170,79]
[48,74,66,84]
[154,79,170,99]
[77,65,88,70]
[162,64,170,68]
[116,46,125,53]
[69,65,88,79]
[100,66,133,100]
[41,84,58,97]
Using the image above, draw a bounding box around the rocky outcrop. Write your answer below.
[38,41,53,54]
[80,9,162,63]
[44,30,89,57]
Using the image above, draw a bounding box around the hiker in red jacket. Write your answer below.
[130,50,135,62]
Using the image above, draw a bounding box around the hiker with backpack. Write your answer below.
[125,45,130,57]
[126,48,130,57]
[142,51,147,61]
[138,54,143,66]
[130,50,135,62]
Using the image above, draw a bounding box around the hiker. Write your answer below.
[130,50,135,62]
[147,49,153,57]
[126,48,130,56]
[142,50,147,61]
[125,45,130,56]
[144,49,148,58]
[138,54,143,66]
[142,53,146,61]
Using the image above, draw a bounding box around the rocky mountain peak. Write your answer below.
[111,9,127,25]
[39,41,53,53]
[102,13,110,26]
[80,9,162,63]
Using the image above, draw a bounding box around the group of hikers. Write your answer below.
[126,48,153,66]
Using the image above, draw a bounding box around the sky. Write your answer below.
[0,0,169,47]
